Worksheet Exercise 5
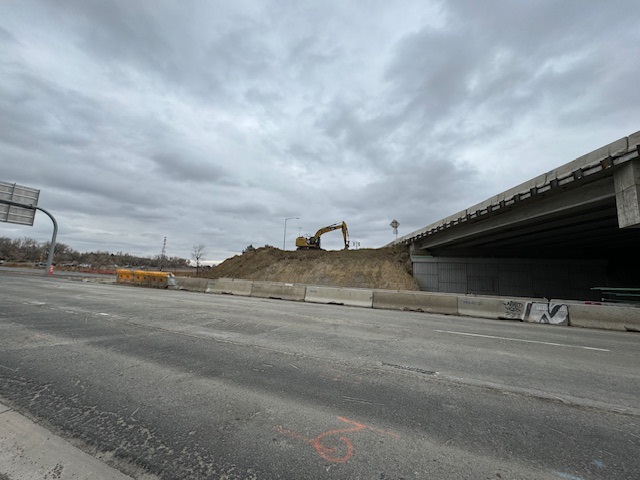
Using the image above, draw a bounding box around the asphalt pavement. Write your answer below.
[1,272,638,479]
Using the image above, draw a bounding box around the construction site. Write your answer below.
[192,219,417,291]
[201,245,419,291]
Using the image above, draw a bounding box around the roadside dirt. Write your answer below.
[202,245,419,290]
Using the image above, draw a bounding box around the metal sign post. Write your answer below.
[0,181,57,276]
[36,206,58,274]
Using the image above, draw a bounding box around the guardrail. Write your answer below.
[591,287,640,305]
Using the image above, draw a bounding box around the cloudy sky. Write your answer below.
[1,1,639,263]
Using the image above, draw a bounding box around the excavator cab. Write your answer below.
[296,221,350,250]
[295,236,321,250]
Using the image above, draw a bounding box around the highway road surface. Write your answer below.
[1,272,638,479]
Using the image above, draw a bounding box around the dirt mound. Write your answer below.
[204,245,419,290]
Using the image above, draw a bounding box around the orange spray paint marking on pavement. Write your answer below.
[274,416,399,464]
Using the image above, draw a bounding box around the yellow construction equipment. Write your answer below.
[296,221,350,250]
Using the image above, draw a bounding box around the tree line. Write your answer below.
[0,236,189,269]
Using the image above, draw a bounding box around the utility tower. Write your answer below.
[159,236,167,270]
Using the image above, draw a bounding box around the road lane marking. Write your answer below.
[435,330,609,352]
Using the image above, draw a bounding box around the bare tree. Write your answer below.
[191,243,207,275]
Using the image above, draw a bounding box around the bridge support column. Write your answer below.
[614,157,640,228]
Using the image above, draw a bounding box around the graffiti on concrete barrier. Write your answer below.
[461,299,482,306]
[502,300,525,319]
[274,416,399,463]
[525,302,569,325]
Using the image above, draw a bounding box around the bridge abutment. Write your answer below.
[614,157,640,228]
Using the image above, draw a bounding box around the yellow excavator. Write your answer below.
[296,221,350,250]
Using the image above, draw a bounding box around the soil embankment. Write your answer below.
[203,245,419,291]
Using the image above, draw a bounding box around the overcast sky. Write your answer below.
[1,1,639,263]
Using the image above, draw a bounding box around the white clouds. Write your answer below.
[1,0,639,261]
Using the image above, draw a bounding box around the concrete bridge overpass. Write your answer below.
[397,130,640,301]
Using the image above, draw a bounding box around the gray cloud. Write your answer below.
[150,152,227,184]
[1,0,638,262]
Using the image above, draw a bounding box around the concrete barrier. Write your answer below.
[523,301,569,326]
[207,278,253,296]
[566,303,640,331]
[174,277,210,293]
[250,282,306,301]
[373,290,458,314]
[305,286,373,308]
[457,296,530,321]
[116,272,640,332]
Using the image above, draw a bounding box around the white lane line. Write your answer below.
[435,330,610,352]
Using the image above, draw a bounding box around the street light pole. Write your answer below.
[283,216,299,250]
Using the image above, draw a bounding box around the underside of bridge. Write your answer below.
[400,132,640,301]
